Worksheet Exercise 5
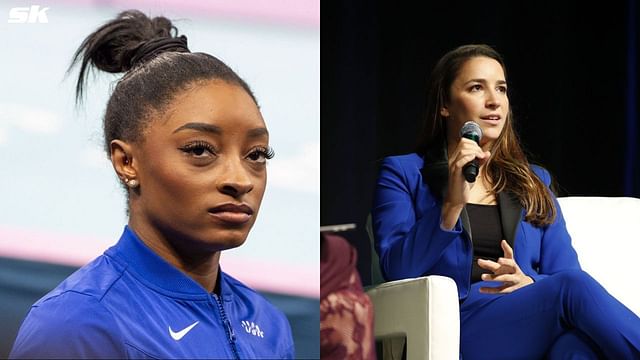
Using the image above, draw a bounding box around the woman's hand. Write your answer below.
[477,240,533,294]
[441,138,490,229]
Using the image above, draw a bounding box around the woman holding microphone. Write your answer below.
[372,44,640,358]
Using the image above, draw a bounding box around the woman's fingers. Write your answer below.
[501,240,514,259]
[475,151,491,167]
[449,139,489,167]
[477,258,515,275]
[453,148,485,164]
[478,259,534,294]
[481,273,518,283]
[497,258,517,272]
[477,243,534,295]
[455,156,481,170]
[480,278,532,294]
[476,258,501,272]
[479,283,522,294]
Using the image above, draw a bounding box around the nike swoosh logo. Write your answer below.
[169,321,199,341]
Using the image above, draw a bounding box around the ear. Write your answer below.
[110,139,138,186]
[440,106,450,117]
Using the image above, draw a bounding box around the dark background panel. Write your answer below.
[321,0,640,285]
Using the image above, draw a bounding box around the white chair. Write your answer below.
[557,197,640,317]
[366,196,640,359]
[365,215,460,360]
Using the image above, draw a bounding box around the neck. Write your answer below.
[127,215,221,294]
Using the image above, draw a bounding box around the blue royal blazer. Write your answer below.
[372,153,582,300]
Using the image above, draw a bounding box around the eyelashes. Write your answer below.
[180,141,217,157]
[179,141,275,163]
[469,84,508,93]
[249,146,275,162]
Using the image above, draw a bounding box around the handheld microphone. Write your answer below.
[459,121,483,183]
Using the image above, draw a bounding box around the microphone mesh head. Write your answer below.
[460,121,482,140]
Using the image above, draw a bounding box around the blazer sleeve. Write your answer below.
[372,156,465,281]
[529,166,582,282]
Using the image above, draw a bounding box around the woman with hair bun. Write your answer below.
[10,10,294,359]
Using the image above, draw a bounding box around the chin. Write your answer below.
[201,228,250,251]
[483,129,503,141]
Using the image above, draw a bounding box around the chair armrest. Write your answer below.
[365,275,459,360]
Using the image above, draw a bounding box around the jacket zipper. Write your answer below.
[213,294,240,360]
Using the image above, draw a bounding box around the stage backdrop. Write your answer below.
[321,0,640,285]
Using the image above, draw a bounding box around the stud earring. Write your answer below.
[126,179,139,188]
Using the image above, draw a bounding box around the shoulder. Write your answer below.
[379,153,424,170]
[34,254,125,303]
[10,256,127,358]
[377,152,424,183]
[11,291,124,358]
[530,164,552,187]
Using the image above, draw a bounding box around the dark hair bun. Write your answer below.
[69,10,186,102]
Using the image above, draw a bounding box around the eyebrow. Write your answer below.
[465,79,507,85]
[172,122,269,137]
[247,127,269,138]
[173,122,222,134]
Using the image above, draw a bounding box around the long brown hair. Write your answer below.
[417,44,556,226]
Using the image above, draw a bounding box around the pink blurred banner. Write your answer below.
[0,225,319,298]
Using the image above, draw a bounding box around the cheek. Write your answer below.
[146,159,202,207]
[452,96,482,117]
[252,171,268,203]
[464,97,486,112]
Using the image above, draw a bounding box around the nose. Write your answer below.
[217,157,254,198]
[486,89,501,109]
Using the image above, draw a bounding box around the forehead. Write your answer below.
[456,56,506,82]
[159,80,265,133]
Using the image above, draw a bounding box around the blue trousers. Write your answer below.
[459,270,640,359]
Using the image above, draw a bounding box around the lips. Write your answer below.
[479,114,502,125]
[208,203,254,225]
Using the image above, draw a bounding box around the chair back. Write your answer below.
[365,213,385,286]
[558,196,640,316]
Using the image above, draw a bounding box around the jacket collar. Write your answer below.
[106,225,233,300]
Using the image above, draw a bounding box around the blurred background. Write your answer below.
[0,0,319,358]
[322,0,640,286]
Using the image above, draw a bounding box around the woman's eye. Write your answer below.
[180,141,217,158]
[247,146,275,163]
[497,85,508,93]
[470,84,482,92]
[191,146,207,156]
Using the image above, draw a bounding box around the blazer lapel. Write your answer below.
[498,192,523,249]
[460,206,472,242]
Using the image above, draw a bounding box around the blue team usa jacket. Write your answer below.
[10,226,295,359]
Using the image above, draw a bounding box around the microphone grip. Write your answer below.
[461,129,481,183]
[463,159,479,183]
